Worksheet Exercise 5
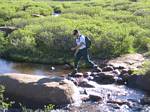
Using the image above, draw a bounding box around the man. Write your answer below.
[71,29,97,75]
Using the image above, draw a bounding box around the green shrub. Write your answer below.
[52,5,63,13]
[9,29,36,49]
[1,0,150,63]
[0,85,11,110]
[0,32,8,54]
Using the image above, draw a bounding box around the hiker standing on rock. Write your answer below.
[71,30,97,75]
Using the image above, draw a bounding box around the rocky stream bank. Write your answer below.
[0,53,150,112]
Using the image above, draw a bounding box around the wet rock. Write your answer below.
[121,69,129,75]
[91,72,99,77]
[80,95,89,101]
[102,66,114,72]
[107,103,120,109]
[89,94,102,102]
[107,100,130,106]
[126,75,140,87]
[0,26,17,36]
[78,80,96,88]
[93,72,115,84]
[108,63,127,69]
[50,66,55,71]
[115,77,125,85]
[79,88,87,95]
[119,73,131,82]
[83,72,92,78]
[87,76,94,80]
[63,64,72,70]
[74,72,84,78]
[84,89,103,102]
[140,96,150,105]
[121,69,133,75]
[0,73,80,105]
[67,77,78,86]
[112,69,120,75]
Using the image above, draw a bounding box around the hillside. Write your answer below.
[0,0,150,64]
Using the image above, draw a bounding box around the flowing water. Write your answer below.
[0,58,150,112]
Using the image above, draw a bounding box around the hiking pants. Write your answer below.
[74,48,95,70]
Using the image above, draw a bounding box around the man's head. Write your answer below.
[73,29,80,37]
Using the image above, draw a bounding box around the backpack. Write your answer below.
[85,36,91,48]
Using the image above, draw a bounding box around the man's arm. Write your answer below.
[71,42,84,56]
[71,42,84,51]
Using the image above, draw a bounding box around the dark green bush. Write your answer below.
[0,32,8,54]
[0,0,150,63]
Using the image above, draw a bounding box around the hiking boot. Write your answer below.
[69,69,78,77]
[92,65,102,72]
[93,65,98,69]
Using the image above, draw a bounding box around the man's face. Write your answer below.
[73,31,78,37]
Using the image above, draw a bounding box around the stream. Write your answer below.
[0,58,150,112]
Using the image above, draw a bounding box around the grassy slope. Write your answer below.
[0,0,150,64]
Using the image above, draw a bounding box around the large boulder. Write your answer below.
[0,26,17,35]
[102,66,114,72]
[0,73,80,105]
[133,75,150,92]
[107,53,144,70]
[126,73,150,93]
[93,72,115,84]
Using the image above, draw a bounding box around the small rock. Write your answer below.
[80,95,89,101]
[89,94,102,102]
[121,69,133,75]
[74,72,84,78]
[83,72,92,78]
[63,64,72,70]
[79,80,95,88]
[93,72,115,84]
[119,73,131,82]
[50,66,55,71]
[121,69,129,75]
[112,69,120,75]
[79,88,87,94]
[115,77,125,85]
[102,66,114,72]
[91,72,99,77]
[67,77,78,85]
[87,76,94,80]
[108,63,127,69]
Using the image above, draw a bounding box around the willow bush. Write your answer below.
[0,0,150,63]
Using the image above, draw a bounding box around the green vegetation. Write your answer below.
[0,0,150,64]
[133,60,150,75]
[0,85,12,110]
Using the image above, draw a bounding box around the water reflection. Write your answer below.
[0,59,70,76]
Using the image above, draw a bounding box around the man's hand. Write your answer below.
[74,52,77,57]
[74,49,79,57]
